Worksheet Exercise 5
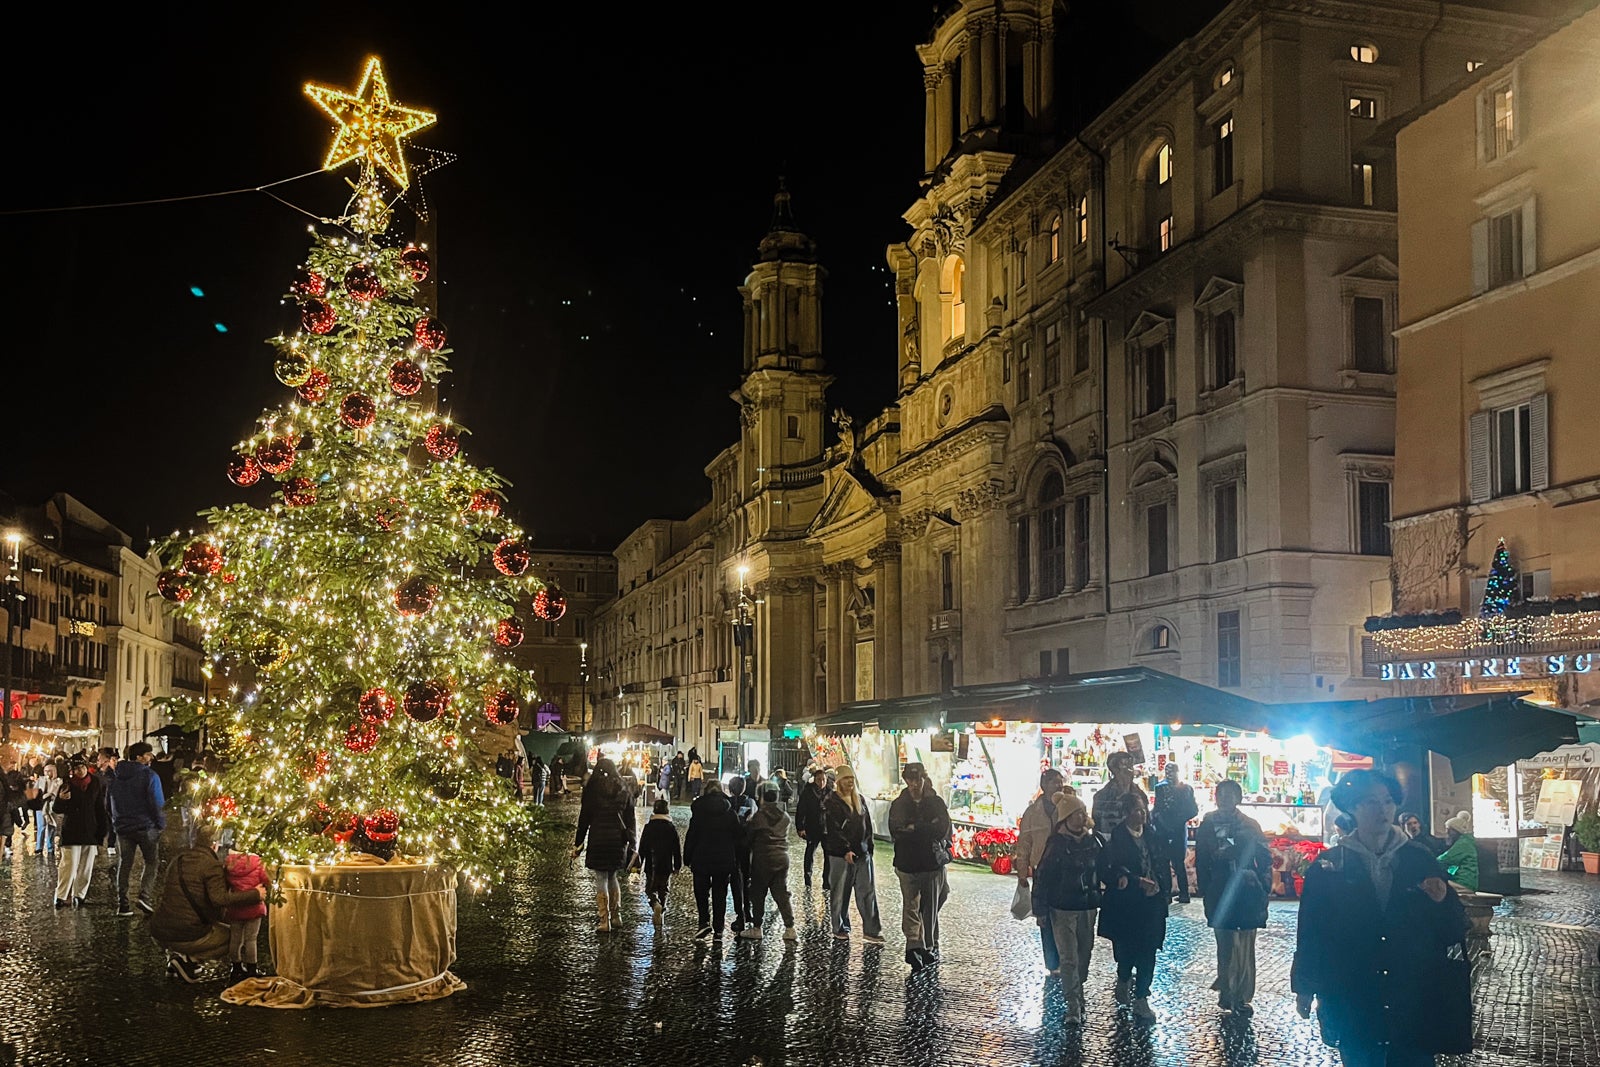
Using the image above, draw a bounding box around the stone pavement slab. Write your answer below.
[0,803,1595,1067]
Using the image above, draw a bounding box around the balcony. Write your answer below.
[620,682,645,695]
[929,610,962,635]
[660,676,680,690]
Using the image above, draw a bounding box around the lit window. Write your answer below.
[1350,43,1378,64]
[1157,143,1173,185]
[1075,196,1089,244]
[1349,96,1378,120]
[1352,163,1374,206]
[1158,216,1174,252]
[1488,207,1524,288]
[1493,402,1533,497]
[1213,115,1235,194]
[1048,214,1062,264]
[1466,60,1484,73]
[1216,65,1234,88]
[1485,82,1514,159]
[949,257,966,340]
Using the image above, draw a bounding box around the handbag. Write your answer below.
[1011,878,1034,920]
[1434,940,1474,1054]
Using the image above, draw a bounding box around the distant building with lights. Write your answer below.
[510,550,616,735]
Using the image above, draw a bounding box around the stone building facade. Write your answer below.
[592,0,1553,740]
[509,549,616,734]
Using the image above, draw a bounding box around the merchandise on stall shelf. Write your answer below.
[1267,836,1327,897]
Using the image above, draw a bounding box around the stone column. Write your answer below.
[1039,18,1056,130]
[1022,29,1038,131]
[996,19,1008,121]
[924,69,940,172]
[978,17,997,126]
[963,32,979,134]
[935,66,953,166]
[871,544,903,699]
[823,564,846,712]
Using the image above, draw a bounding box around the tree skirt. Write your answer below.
[221,856,464,1009]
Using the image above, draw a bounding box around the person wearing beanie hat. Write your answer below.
[822,766,884,943]
[1029,790,1105,1023]
[1437,810,1479,892]
[888,762,953,972]
[1195,778,1271,1017]
[1098,790,1170,1023]
[1016,768,1069,976]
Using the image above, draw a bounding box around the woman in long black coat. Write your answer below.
[1097,791,1169,1023]
[1194,778,1272,1016]
[1292,770,1469,1067]
[573,758,637,933]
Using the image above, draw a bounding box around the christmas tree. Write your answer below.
[154,58,544,888]
[1479,537,1518,640]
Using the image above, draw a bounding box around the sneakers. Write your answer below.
[862,933,886,945]
[167,955,201,984]
[228,962,247,984]
[1113,979,1132,1005]
[136,899,155,916]
[1131,996,1157,1022]
[832,930,851,941]
[694,925,714,942]
[54,899,69,910]
[738,926,762,940]
[782,925,797,942]
[116,905,135,918]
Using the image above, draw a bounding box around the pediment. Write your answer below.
[812,470,883,532]
[924,511,959,537]
[1196,275,1243,310]
[1339,254,1399,282]
[1124,309,1174,344]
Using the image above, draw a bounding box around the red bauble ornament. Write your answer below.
[227,455,262,487]
[388,359,424,397]
[494,616,525,648]
[256,438,296,475]
[424,424,459,461]
[485,689,520,726]
[156,570,192,603]
[283,478,317,507]
[413,317,447,351]
[403,680,450,723]
[393,576,439,616]
[339,392,377,429]
[493,539,530,576]
[207,794,239,820]
[299,749,330,782]
[343,263,384,301]
[361,807,400,842]
[182,542,223,576]
[301,299,336,334]
[358,687,396,723]
[326,810,357,846]
[532,585,567,621]
[467,489,503,518]
[290,267,327,298]
[400,247,431,282]
[344,720,380,753]
[221,572,237,584]
[297,369,331,403]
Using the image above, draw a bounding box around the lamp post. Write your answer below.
[578,640,589,736]
[2,531,24,747]
[734,565,754,732]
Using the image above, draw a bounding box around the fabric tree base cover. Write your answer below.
[221,857,464,1009]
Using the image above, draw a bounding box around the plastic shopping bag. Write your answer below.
[1011,878,1033,920]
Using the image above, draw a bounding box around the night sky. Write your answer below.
[3,3,1220,551]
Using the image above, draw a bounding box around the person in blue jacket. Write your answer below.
[106,742,166,917]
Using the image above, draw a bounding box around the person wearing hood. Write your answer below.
[49,759,108,908]
[1436,811,1479,893]
[150,823,267,983]
[684,780,745,940]
[727,776,759,929]
[572,757,638,933]
[795,768,831,890]
[1292,770,1469,1067]
[1195,778,1272,1016]
[1097,790,1170,1023]
[1399,812,1446,858]
[1015,768,1068,975]
[635,798,682,924]
[742,784,797,941]
[888,762,952,973]
[822,765,884,943]
[1030,792,1105,1024]
[107,742,166,917]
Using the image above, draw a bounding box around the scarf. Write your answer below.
[1340,824,1411,910]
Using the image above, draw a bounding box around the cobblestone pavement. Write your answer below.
[1,802,1596,1067]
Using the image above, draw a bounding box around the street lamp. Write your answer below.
[578,640,589,735]
[2,531,24,747]
[734,566,754,732]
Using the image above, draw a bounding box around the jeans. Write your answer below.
[1049,908,1097,1003]
[1167,833,1192,901]
[116,828,161,907]
[1037,908,1061,972]
[688,780,703,800]
[35,809,56,852]
[1113,940,1158,999]
[56,845,96,902]
[531,783,546,806]
[230,917,263,964]
[734,846,755,925]
[692,868,742,932]
[749,861,794,929]
[825,854,882,938]
[1215,928,1258,1006]
[897,869,948,953]
[802,836,829,887]
[160,923,231,961]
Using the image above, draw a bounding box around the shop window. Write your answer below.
[1146,502,1170,576]
[1217,610,1242,687]
[1356,481,1391,555]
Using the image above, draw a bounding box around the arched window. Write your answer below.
[1037,472,1067,598]
[1144,624,1173,652]
[948,256,966,340]
[1048,214,1062,264]
[1350,42,1378,64]
[1144,141,1175,253]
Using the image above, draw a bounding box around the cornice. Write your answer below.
[883,413,1011,488]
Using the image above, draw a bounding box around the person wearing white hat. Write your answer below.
[1029,791,1105,1024]
[821,765,884,943]
[1438,811,1479,893]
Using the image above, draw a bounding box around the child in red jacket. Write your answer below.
[223,848,271,981]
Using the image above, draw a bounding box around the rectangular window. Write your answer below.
[1214,482,1239,561]
[1494,402,1533,496]
[545,621,558,637]
[1213,115,1235,194]
[1017,340,1031,401]
[1041,501,1067,597]
[1217,610,1242,687]
[574,615,588,639]
[575,575,587,593]
[1043,323,1061,389]
[1003,347,1012,383]
[1357,480,1392,555]
[1142,342,1168,415]
[1015,517,1031,600]
[1071,495,1091,588]
[940,551,955,611]
[1039,650,1053,678]
[1146,502,1169,576]
[1486,82,1514,159]
[1210,310,1237,387]
[1157,143,1173,184]
[1158,216,1174,252]
[1348,96,1378,120]
[1489,209,1523,287]
[1056,648,1071,678]
[1351,296,1387,372]
[1352,163,1374,206]
[1075,195,1089,244]
[785,415,800,439]
[1073,317,1090,376]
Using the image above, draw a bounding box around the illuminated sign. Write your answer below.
[1380,651,1596,681]
[67,620,97,637]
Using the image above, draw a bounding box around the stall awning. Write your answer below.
[942,668,1272,731]
[588,724,676,746]
[1261,692,1583,781]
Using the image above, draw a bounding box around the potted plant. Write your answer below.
[1574,811,1600,874]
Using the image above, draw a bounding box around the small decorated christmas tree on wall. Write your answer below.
[156,58,537,887]
[1478,537,1519,641]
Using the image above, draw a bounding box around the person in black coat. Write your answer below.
[1151,762,1200,903]
[1098,791,1170,1022]
[683,781,746,940]
[822,765,884,942]
[573,758,637,933]
[635,798,682,923]
[795,768,831,890]
[1194,779,1272,1016]
[887,762,952,972]
[1030,792,1104,1024]
[1293,770,1469,1067]
[50,760,108,908]
[727,777,758,927]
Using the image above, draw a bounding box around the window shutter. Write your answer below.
[1520,197,1538,277]
[1529,391,1549,491]
[1470,219,1490,295]
[1469,410,1492,502]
